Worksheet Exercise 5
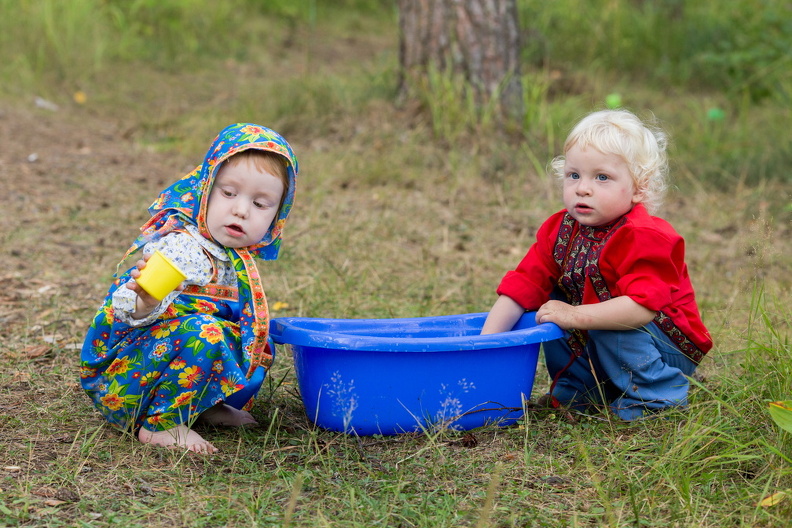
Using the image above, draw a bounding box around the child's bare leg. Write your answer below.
[197,403,257,427]
[138,425,218,453]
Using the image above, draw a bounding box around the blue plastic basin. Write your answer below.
[270,312,562,436]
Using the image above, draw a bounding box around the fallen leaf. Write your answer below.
[43,499,67,507]
[55,489,80,502]
[25,344,52,359]
[33,487,57,498]
[758,490,788,507]
[151,487,175,494]
[11,371,31,383]
[540,475,569,488]
[461,433,478,448]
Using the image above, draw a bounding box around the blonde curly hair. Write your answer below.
[550,109,669,214]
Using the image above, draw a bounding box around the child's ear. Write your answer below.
[631,186,646,204]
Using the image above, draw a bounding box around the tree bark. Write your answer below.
[397,0,522,119]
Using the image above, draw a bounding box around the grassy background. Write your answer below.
[1,0,791,526]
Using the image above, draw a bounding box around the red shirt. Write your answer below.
[497,204,712,363]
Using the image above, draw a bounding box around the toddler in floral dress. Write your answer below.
[81,123,297,452]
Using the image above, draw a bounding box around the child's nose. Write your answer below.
[232,200,249,218]
[576,179,592,195]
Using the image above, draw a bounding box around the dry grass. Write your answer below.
[1,98,790,526]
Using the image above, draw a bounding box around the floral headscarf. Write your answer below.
[123,123,298,375]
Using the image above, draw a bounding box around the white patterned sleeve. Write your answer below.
[112,231,214,327]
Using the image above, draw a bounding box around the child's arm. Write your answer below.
[483,212,566,335]
[111,231,211,326]
[536,296,655,331]
[481,295,528,334]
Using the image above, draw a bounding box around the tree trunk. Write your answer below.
[397,0,522,119]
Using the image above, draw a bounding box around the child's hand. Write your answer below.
[127,254,184,319]
[536,300,579,330]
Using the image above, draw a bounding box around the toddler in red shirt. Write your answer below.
[482,109,712,420]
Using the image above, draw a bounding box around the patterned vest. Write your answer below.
[552,213,705,364]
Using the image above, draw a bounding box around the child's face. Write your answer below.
[206,159,285,248]
[561,144,642,227]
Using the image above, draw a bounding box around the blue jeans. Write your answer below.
[542,322,697,420]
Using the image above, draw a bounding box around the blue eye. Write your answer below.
[596,173,609,181]
[568,172,580,180]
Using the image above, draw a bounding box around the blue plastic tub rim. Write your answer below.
[270,311,563,352]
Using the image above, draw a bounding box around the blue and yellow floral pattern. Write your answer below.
[80,123,297,432]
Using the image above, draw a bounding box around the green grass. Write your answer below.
[518,0,792,102]
[0,0,791,526]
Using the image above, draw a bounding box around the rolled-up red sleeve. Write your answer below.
[603,225,687,312]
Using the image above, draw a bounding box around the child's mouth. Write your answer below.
[225,224,245,236]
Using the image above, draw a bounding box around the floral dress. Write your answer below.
[80,123,298,432]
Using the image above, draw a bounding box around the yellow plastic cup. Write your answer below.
[135,250,187,301]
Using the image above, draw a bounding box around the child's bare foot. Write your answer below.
[138,425,218,453]
[197,403,258,427]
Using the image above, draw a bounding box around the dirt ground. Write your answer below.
[0,101,182,307]
[0,102,184,453]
